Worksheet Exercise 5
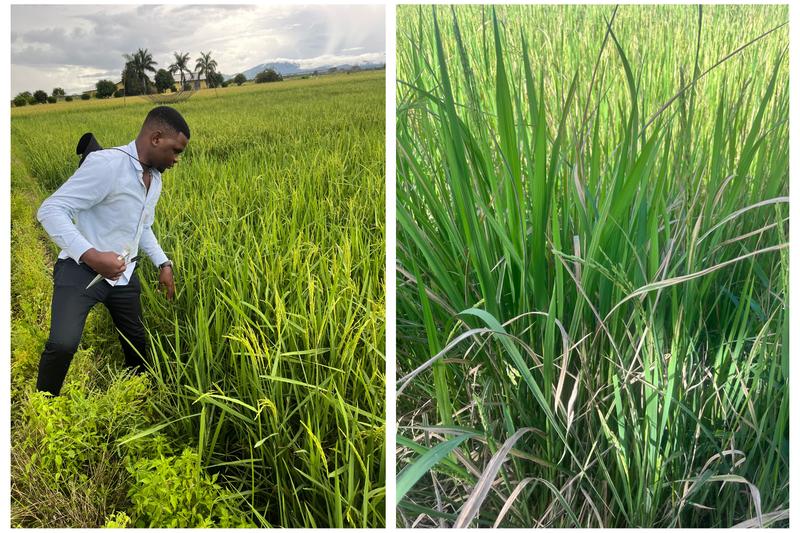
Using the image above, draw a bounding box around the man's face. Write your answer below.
[150,129,189,172]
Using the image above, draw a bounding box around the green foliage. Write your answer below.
[195,51,219,88]
[47,96,56,104]
[255,68,283,83]
[65,95,73,102]
[169,52,192,87]
[13,94,27,107]
[103,511,132,528]
[154,69,175,93]
[18,375,152,485]
[124,448,254,527]
[207,71,224,88]
[397,4,788,528]
[52,87,65,97]
[123,48,157,95]
[120,64,141,96]
[33,90,47,104]
[80,93,91,100]
[10,374,158,526]
[95,80,117,99]
[233,73,247,86]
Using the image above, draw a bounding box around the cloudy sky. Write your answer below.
[11,4,385,95]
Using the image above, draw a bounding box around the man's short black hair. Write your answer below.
[143,106,190,139]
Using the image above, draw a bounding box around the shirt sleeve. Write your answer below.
[36,152,115,263]
[138,177,168,267]
[139,225,169,267]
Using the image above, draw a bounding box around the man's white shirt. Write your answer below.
[37,140,169,286]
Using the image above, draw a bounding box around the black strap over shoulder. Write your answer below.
[76,132,103,168]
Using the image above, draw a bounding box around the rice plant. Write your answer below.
[12,72,386,527]
[396,5,788,528]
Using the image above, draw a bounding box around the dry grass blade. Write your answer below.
[707,475,764,527]
[492,477,540,528]
[697,196,788,243]
[454,427,534,528]
[397,328,490,394]
[732,508,788,528]
[605,243,789,321]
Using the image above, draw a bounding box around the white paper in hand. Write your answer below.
[105,260,137,286]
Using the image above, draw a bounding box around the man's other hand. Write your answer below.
[81,248,126,280]
[159,266,175,301]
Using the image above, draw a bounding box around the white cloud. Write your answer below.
[11,4,385,95]
[265,52,387,70]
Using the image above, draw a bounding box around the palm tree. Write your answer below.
[123,48,157,94]
[195,51,219,89]
[169,52,191,89]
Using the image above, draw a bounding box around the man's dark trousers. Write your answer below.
[37,258,147,396]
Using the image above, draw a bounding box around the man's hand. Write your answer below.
[159,265,175,301]
[81,248,126,280]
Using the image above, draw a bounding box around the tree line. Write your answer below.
[117,48,223,96]
[12,48,290,106]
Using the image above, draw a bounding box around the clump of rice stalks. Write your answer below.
[396,5,787,528]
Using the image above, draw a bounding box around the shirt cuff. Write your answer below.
[149,249,169,268]
[67,237,94,264]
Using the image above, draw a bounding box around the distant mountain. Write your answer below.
[226,59,385,81]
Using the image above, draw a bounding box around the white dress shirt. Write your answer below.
[37,140,169,286]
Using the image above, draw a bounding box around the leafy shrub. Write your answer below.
[103,511,132,528]
[95,80,116,99]
[233,73,247,86]
[255,68,282,83]
[18,374,153,484]
[207,71,225,88]
[65,96,73,102]
[113,89,124,98]
[47,96,57,104]
[154,69,175,93]
[33,90,48,104]
[125,448,254,528]
[11,373,157,526]
[81,94,90,100]
[13,94,28,107]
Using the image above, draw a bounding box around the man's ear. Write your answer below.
[150,129,163,146]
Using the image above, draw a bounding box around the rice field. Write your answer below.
[11,71,385,527]
[396,5,788,528]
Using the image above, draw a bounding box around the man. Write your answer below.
[36,106,190,396]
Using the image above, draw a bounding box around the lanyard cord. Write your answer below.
[108,147,151,253]
[110,147,153,172]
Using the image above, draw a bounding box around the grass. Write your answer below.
[11,71,386,527]
[395,5,788,528]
